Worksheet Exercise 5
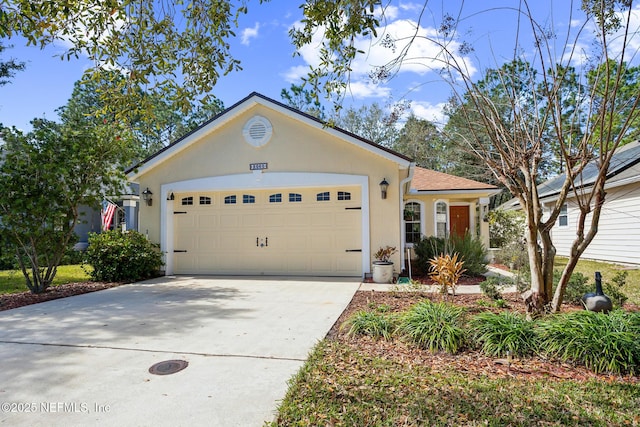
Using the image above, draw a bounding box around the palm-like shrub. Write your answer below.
[429,253,465,296]
[399,300,466,354]
[470,311,537,357]
[538,310,640,375]
[341,310,396,339]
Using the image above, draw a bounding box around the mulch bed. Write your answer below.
[328,290,640,384]
[0,282,125,311]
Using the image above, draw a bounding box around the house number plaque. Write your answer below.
[250,162,268,171]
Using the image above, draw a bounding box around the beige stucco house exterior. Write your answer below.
[127,93,499,278]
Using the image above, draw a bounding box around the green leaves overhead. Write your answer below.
[0,0,248,118]
[290,0,381,106]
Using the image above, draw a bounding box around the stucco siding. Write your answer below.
[133,102,406,271]
[552,182,640,264]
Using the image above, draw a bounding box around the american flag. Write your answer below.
[101,200,117,231]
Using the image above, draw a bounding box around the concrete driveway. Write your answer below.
[0,276,360,426]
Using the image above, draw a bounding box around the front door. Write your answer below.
[450,205,470,238]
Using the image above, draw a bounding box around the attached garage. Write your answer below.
[128,92,414,278]
[172,187,363,276]
[127,93,499,278]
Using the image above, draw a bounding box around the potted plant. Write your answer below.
[372,245,397,283]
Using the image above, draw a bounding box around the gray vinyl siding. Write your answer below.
[551,182,640,265]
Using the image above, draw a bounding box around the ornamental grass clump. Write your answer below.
[399,300,466,354]
[469,311,537,358]
[341,310,396,340]
[537,310,640,375]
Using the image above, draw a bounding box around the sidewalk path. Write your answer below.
[359,265,518,294]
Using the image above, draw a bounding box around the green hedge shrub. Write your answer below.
[414,232,488,277]
[85,230,163,282]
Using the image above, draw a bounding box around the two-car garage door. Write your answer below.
[172,186,362,276]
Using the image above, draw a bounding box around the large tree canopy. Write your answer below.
[0,0,251,118]
[291,0,640,314]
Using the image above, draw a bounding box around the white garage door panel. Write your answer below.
[173,187,362,276]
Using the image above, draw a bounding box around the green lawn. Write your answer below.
[271,341,640,426]
[554,257,640,305]
[0,265,91,295]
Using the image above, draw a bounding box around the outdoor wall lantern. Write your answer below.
[167,192,175,201]
[142,187,153,206]
[379,178,389,200]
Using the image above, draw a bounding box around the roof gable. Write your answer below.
[127,92,411,179]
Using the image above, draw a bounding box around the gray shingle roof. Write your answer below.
[536,141,640,199]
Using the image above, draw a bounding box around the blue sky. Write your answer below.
[1,1,639,131]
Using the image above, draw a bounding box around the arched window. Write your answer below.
[435,201,448,238]
[404,202,422,244]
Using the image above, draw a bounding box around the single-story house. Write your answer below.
[126,92,498,277]
[502,140,640,265]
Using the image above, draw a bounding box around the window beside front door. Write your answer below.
[404,202,422,244]
[435,201,448,238]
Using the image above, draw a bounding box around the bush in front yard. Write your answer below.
[341,310,397,339]
[470,311,537,357]
[537,310,640,375]
[414,232,488,277]
[85,230,163,282]
[399,300,467,354]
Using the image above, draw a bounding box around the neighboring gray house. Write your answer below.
[504,141,640,265]
[74,187,140,250]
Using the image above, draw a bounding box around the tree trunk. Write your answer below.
[523,222,546,317]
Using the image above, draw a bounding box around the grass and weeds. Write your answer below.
[554,257,640,305]
[0,264,91,295]
[271,341,640,426]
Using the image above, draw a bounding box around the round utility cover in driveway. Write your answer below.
[148,360,189,375]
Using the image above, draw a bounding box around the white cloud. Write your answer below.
[241,23,261,46]
[345,81,392,99]
[609,5,640,60]
[286,17,476,86]
[410,100,448,126]
[283,65,310,83]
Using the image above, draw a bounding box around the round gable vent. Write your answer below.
[243,115,273,148]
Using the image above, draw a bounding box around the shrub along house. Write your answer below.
[126,92,498,278]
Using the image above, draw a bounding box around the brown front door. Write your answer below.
[450,205,470,238]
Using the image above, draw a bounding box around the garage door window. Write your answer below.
[289,193,302,202]
[316,191,330,201]
[181,197,193,205]
[269,193,282,203]
[243,194,256,204]
[224,195,236,204]
[338,191,351,201]
[199,196,211,205]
